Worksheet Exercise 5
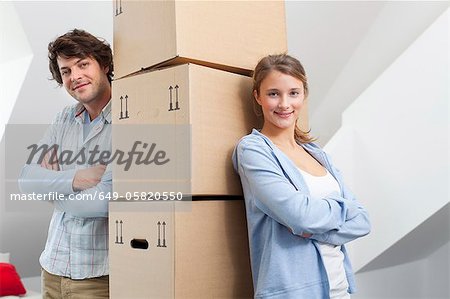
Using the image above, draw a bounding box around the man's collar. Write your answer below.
[75,103,86,118]
[74,100,112,123]
[100,100,112,123]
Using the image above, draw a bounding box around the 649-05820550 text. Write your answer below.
[10,191,184,201]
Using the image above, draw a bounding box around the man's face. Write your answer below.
[57,56,110,105]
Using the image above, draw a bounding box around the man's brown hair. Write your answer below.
[48,29,113,85]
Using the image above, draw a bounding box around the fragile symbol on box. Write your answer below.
[157,221,167,248]
[115,219,124,244]
[168,85,180,112]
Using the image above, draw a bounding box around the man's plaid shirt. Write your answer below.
[19,101,112,279]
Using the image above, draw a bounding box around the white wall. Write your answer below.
[353,241,449,299]
[286,1,449,297]
[286,1,448,145]
[323,7,449,298]
[326,7,448,271]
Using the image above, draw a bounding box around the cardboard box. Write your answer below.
[112,63,309,197]
[109,199,253,298]
[113,0,287,78]
[112,63,259,196]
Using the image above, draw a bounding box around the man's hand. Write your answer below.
[72,164,107,192]
[40,149,60,171]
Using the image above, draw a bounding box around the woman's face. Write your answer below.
[254,70,305,133]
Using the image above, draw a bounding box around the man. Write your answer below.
[19,29,113,298]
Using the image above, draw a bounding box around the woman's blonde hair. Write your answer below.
[252,54,314,144]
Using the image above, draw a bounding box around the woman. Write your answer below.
[232,54,371,298]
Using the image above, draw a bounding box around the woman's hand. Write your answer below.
[289,227,312,238]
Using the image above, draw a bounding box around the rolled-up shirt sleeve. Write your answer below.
[53,169,111,218]
[18,164,77,195]
[18,115,77,196]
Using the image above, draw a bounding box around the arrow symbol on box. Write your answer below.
[115,0,123,16]
[119,220,124,244]
[115,220,119,243]
[174,85,180,110]
[162,221,167,247]
[168,86,174,111]
[157,221,161,247]
[119,96,124,119]
[124,95,129,119]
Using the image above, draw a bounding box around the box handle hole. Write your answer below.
[130,239,149,250]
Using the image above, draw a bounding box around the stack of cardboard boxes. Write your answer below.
[109,1,296,297]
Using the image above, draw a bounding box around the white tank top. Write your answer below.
[297,167,350,299]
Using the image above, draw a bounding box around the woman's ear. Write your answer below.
[253,90,262,105]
